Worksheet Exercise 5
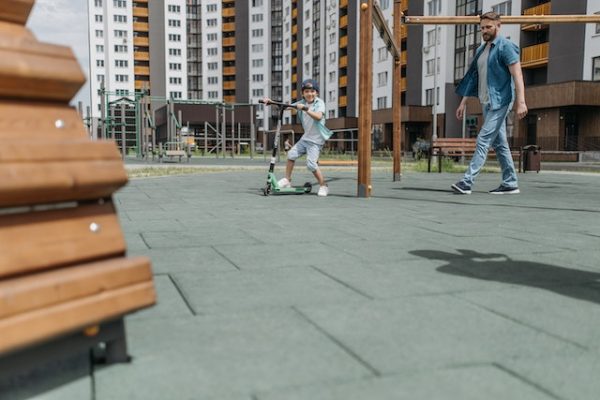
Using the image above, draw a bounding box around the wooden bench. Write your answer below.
[428,137,522,173]
[0,1,156,396]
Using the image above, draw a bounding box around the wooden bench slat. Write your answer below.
[0,256,152,319]
[0,0,34,25]
[0,46,85,102]
[0,102,87,139]
[0,160,128,207]
[0,202,126,278]
[0,281,156,355]
[0,140,122,162]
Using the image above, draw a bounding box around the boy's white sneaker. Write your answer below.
[277,177,291,188]
[317,185,329,197]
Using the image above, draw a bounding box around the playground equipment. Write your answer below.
[357,0,600,198]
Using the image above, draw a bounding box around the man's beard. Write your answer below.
[483,31,496,42]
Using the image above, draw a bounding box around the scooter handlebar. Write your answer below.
[258,99,295,109]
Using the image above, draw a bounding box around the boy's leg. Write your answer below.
[305,142,325,186]
[285,159,295,181]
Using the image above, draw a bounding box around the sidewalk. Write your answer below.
[33,167,600,400]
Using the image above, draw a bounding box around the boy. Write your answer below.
[263,79,333,197]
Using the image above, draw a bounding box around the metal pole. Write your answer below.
[120,103,126,159]
[250,104,255,159]
[215,106,219,158]
[358,0,373,198]
[222,105,226,159]
[392,0,402,181]
[432,25,438,142]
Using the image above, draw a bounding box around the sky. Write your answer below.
[27,0,91,111]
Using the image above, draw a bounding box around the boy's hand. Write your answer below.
[296,104,309,112]
[261,97,272,105]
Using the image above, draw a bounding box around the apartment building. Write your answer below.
[88,0,188,117]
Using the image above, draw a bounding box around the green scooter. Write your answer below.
[259,99,312,196]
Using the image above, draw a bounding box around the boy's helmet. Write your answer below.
[301,79,319,93]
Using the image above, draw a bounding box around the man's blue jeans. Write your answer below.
[462,103,518,188]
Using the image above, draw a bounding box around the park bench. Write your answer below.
[159,141,191,163]
[428,137,522,173]
[0,1,156,396]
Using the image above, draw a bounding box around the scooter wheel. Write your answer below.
[263,186,271,196]
[303,182,312,193]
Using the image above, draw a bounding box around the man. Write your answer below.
[452,11,528,195]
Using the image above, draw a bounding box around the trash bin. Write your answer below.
[522,144,541,173]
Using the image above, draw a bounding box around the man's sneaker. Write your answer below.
[489,185,520,194]
[451,181,472,194]
[317,185,329,197]
[277,177,291,188]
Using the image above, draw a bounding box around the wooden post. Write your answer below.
[358,0,373,198]
[402,15,600,25]
[392,0,402,181]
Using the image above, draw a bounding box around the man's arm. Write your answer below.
[508,62,528,120]
[456,97,468,120]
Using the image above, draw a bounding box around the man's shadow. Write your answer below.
[410,249,600,305]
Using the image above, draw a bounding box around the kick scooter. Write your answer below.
[258,99,312,196]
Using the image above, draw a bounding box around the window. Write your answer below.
[94,0,102,7]
[168,5,181,13]
[252,43,264,52]
[252,59,264,67]
[95,15,103,22]
[169,48,182,56]
[492,1,512,16]
[113,0,126,7]
[305,10,310,20]
[113,15,127,23]
[96,45,104,52]
[425,88,440,105]
[207,4,217,12]
[114,30,127,37]
[207,48,218,56]
[96,60,104,67]
[170,91,182,99]
[169,63,182,70]
[252,74,264,82]
[377,96,387,109]
[329,32,336,44]
[252,29,263,37]
[329,52,336,63]
[168,34,181,42]
[427,0,441,16]
[115,60,128,67]
[208,91,219,99]
[207,18,218,27]
[426,58,440,75]
[169,77,182,84]
[207,62,218,70]
[328,90,336,101]
[114,45,128,52]
[377,71,388,87]
[97,74,104,82]
[252,14,263,22]
[378,47,388,62]
[593,57,600,81]
[208,77,218,84]
[252,0,263,7]
[252,89,264,97]
[329,71,335,82]
[207,33,218,41]
[115,74,129,82]
[426,27,441,47]
[380,0,389,9]
[168,19,181,27]
[305,28,310,38]
[95,30,103,38]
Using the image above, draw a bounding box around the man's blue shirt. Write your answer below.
[456,35,520,110]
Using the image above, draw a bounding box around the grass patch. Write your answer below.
[126,167,246,178]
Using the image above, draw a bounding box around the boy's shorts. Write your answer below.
[287,138,322,172]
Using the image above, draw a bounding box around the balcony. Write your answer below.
[521,42,549,68]
[292,25,297,35]
[339,95,347,107]
[401,77,407,91]
[340,15,348,28]
[222,37,235,47]
[135,81,149,90]
[134,66,150,76]
[401,0,408,11]
[522,2,551,31]
[401,25,407,40]
[339,75,347,87]
[401,51,407,66]
[133,7,148,17]
[223,52,235,61]
[223,66,236,75]
[134,51,149,61]
[223,7,235,17]
[223,22,235,32]
[223,81,236,90]
[133,36,149,46]
[339,55,348,68]
[133,22,148,32]
[340,0,348,7]
[340,35,348,48]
